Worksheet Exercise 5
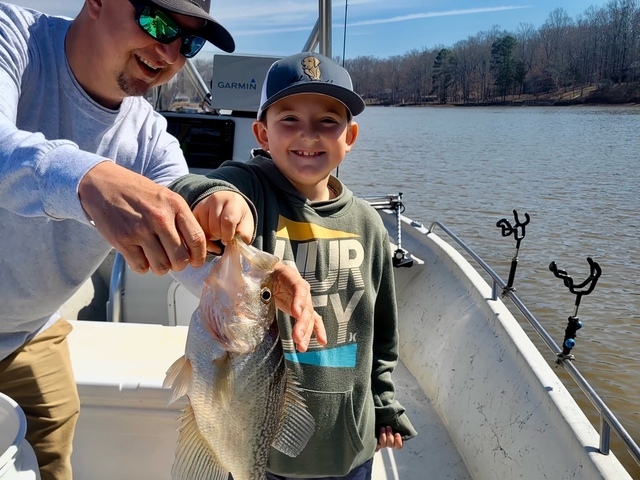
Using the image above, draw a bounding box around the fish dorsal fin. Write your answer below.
[163,355,193,405]
[172,404,229,480]
[213,353,234,407]
[271,367,316,457]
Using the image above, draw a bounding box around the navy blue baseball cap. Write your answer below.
[257,52,365,120]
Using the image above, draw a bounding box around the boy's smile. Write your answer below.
[253,93,359,202]
[294,151,323,157]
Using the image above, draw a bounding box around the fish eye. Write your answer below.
[260,287,272,304]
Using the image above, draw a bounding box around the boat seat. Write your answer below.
[107,252,199,326]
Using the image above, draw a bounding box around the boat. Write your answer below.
[7,1,640,479]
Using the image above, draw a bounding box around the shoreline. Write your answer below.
[366,100,640,108]
[365,83,640,108]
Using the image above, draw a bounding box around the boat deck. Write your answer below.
[67,320,471,480]
[372,360,471,480]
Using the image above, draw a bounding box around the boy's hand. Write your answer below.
[376,426,403,451]
[272,262,327,352]
[192,191,254,254]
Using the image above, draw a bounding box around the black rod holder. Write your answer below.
[496,210,530,293]
[549,257,602,364]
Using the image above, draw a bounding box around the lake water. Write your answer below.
[337,105,640,477]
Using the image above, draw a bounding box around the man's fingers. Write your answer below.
[174,210,207,268]
[140,235,173,275]
[120,245,150,274]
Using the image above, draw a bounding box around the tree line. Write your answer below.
[155,0,640,108]
[343,0,640,105]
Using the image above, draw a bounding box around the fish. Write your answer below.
[163,235,315,480]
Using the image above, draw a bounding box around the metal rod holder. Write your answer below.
[362,193,413,268]
[390,194,413,268]
[549,257,601,364]
[496,209,530,293]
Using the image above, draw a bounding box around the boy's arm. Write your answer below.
[371,233,418,441]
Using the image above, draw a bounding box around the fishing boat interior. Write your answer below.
[4,1,639,480]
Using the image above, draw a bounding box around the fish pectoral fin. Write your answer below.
[213,353,234,407]
[271,368,316,457]
[163,355,193,405]
[172,404,229,480]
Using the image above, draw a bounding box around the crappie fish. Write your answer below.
[163,235,315,480]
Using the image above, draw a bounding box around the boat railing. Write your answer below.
[427,220,640,468]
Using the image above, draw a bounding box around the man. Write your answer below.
[0,1,324,479]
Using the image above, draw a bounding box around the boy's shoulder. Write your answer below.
[349,193,379,212]
[349,194,386,226]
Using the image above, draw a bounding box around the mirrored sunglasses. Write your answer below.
[129,0,206,58]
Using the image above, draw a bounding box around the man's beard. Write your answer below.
[117,72,149,97]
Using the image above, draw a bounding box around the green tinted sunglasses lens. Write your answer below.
[180,35,206,58]
[139,7,180,42]
[135,3,206,57]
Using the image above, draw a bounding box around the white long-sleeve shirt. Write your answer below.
[0,3,188,360]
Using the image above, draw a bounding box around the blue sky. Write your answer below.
[12,1,607,59]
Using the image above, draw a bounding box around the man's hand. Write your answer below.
[272,262,327,352]
[78,161,207,275]
[192,191,254,254]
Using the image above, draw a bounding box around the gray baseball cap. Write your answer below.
[150,0,235,53]
[257,52,365,120]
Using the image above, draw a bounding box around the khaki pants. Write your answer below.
[0,318,80,480]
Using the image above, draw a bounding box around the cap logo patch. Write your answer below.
[301,56,321,81]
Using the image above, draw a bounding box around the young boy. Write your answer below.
[170,51,416,479]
